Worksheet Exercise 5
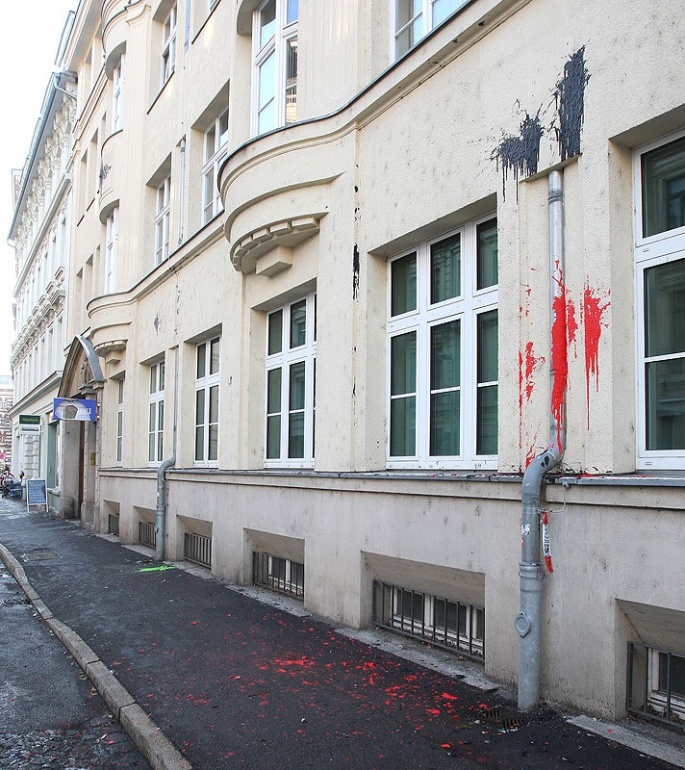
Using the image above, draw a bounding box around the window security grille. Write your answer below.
[373,581,484,661]
[627,641,685,730]
[252,551,304,599]
[108,514,120,536]
[184,532,212,568]
[139,521,157,549]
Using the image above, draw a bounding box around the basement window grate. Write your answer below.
[252,551,304,600]
[184,532,212,568]
[373,581,484,661]
[139,521,156,548]
[628,642,685,731]
[108,514,120,536]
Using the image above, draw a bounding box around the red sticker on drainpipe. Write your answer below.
[542,511,554,573]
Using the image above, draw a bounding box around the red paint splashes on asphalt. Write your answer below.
[583,284,611,426]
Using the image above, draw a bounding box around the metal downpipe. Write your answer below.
[155,347,179,561]
[517,169,566,712]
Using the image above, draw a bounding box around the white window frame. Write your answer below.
[161,5,177,85]
[265,293,316,468]
[393,0,468,59]
[194,337,220,466]
[251,0,298,136]
[202,108,228,224]
[148,361,166,465]
[387,217,498,470]
[155,177,171,265]
[634,131,685,471]
[112,54,125,131]
[116,377,125,465]
[105,207,119,293]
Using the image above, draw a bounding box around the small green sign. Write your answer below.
[19,415,41,425]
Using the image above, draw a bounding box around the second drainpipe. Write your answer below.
[516,169,567,712]
[156,346,179,561]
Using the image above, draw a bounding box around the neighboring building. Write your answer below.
[0,376,14,466]
[50,0,684,724]
[8,23,77,512]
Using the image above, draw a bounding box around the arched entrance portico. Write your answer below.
[57,335,105,527]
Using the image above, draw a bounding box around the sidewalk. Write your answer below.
[1,500,683,770]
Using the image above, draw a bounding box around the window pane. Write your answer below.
[477,385,498,455]
[195,388,205,424]
[259,0,276,47]
[644,259,685,357]
[268,309,283,354]
[642,136,685,238]
[391,253,417,316]
[431,234,460,304]
[432,0,461,25]
[391,332,416,396]
[204,125,216,162]
[477,219,498,289]
[209,384,219,424]
[195,425,204,461]
[431,320,460,389]
[286,0,298,24]
[646,359,685,450]
[259,50,276,112]
[150,365,157,394]
[289,361,306,410]
[209,425,218,461]
[196,343,206,378]
[149,402,156,433]
[288,412,305,458]
[659,653,685,699]
[478,310,498,383]
[290,300,306,347]
[430,390,459,455]
[285,36,298,125]
[210,338,220,374]
[267,415,281,458]
[218,109,229,147]
[158,401,165,431]
[159,362,165,390]
[267,367,282,413]
[391,396,416,456]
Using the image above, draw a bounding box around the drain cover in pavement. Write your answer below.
[22,548,59,562]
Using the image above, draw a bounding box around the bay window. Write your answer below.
[388,218,498,468]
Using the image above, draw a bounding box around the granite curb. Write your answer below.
[0,541,193,770]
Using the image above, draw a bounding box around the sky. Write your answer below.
[0,1,79,377]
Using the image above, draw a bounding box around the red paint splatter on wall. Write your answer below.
[523,341,545,402]
[550,273,568,452]
[566,296,578,346]
[583,283,611,426]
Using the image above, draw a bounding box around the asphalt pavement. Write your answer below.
[1,497,684,770]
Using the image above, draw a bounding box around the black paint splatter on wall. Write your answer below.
[352,244,360,299]
[554,47,590,161]
[492,111,544,198]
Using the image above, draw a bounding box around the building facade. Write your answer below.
[52,0,684,722]
[8,51,76,510]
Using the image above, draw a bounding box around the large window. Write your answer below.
[636,134,685,469]
[148,361,165,464]
[161,5,177,85]
[252,0,298,136]
[202,108,228,224]
[394,0,469,58]
[112,54,125,131]
[388,218,498,468]
[116,377,124,464]
[195,337,220,465]
[155,177,171,265]
[105,207,119,293]
[265,293,315,466]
